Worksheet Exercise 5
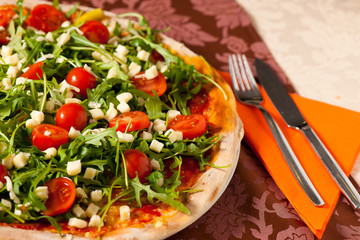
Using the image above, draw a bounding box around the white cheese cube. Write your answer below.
[117,132,134,142]
[67,160,82,176]
[116,101,130,113]
[13,152,30,169]
[14,209,22,216]
[57,33,71,46]
[45,32,54,42]
[167,110,181,119]
[2,154,14,170]
[140,131,152,140]
[76,187,88,200]
[104,103,118,122]
[56,57,65,63]
[88,215,103,228]
[72,205,87,218]
[88,101,101,109]
[30,110,44,123]
[100,54,111,63]
[90,190,103,202]
[1,46,13,58]
[150,159,161,171]
[59,80,80,93]
[158,177,164,187]
[175,131,183,141]
[127,62,141,78]
[4,54,19,66]
[17,58,26,70]
[119,205,130,221]
[65,98,82,104]
[36,36,45,42]
[137,50,150,61]
[7,66,19,78]
[68,127,81,140]
[121,64,128,73]
[45,99,56,111]
[35,186,49,200]
[115,45,129,56]
[5,176,20,204]
[89,109,104,120]
[61,20,71,28]
[145,65,158,80]
[166,130,178,143]
[43,147,57,159]
[86,203,99,218]
[0,199,12,211]
[116,92,133,103]
[1,78,12,90]
[153,119,166,132]
[106,66,117,79]
[149,140,164,153]
[92,51,102,61]
[83,168,98,180]
[68,218,88,228]
[114,52,127,63]
[15,77,27,85]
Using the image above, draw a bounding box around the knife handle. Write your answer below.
[300,125,360,209]
[258,106,325,206]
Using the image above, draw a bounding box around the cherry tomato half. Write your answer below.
[123,149,151,183]
[79,20,110,44]
[168,114,207,140]
[131,71,167,97]
[65,67,97,98]
[0,164,9,184]
[56,103,88,131]
[31,124,69,151]
[26,4,66,33]
[21,61,44,80]
[42,177,76,216]
[0,5,17,27]
[109,111,150,133]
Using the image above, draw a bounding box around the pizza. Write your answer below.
[0,0,243,239]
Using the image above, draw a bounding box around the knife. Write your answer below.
[255,58,360,209]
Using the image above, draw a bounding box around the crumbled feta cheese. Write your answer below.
[72,205,87,218]
[127,62,141,78]
[92,51,102,60]
[36,36,45,42]
[86,203,99,218]
[88,101,102,109]
[75,187,88,200]
[89,109,104,120]
[106,66,117,79]
[1,46,13,58]
[116,101,130,113]
[35,186,49,200]
[61,21,71,28]
[150,159,161,171]
[114,52,127,63]
[0,199,12,211]
[166,129,179,143]
[156,61,166,70]
[45,32,54,42]
[83,168,98,180]
[104,103,118,122]
[90,190,103,202]
[115,45,129,56]
[168,110,181,119]
[5,54,19,66]
[116,92,133,103]
[145,65,158,80]
[30,110,44,123]
[65,98,82,104]
[15,77,27,85]
[59,80,80,94]
[46,99,56,111]
[36,54,55,63]
[67,160,82,176]
[149,140,164,153]
[68,218,87,228]
[117,132,134,143]
[56,57,65,63]
[153,119,166,132]
[1,78,12,90]
[2,154,14,170]
[57,33,71,46]
[7,66,19,78]
[119,205,130,221]
[140,131,152,140]
[121,64,128,73]
[5,176,20,204]
[69,127,81,139]
[13,152,30,169]
[43,147,57,159]
[88,215,103,228]
[25,119,40,129]
[137,50,150,61]
[16,58,26,70]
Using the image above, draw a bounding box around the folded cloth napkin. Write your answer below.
[220,72,360,239]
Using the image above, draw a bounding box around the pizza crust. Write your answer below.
[1,1,244,239]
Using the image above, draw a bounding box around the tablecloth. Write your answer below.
[47,0,360,239]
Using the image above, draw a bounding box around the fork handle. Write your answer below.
[258,105,325,206]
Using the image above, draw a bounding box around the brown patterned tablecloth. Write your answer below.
[56,0,360,239]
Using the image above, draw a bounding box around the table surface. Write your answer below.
[42,0,360,239]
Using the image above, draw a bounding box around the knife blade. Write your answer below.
[255,58,360,210]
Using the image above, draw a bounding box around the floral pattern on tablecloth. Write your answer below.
[58,0,360,239]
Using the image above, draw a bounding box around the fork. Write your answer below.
[229,54,325,206]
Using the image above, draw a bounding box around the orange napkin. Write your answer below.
[220,72,360,239]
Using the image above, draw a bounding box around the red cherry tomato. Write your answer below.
[20,61,44,80]
[31,124,69,151]
[0,30,10,45]
[56,103,88,131]
[26,4,66,33]
[0,164,9,184]
[0,5,17,27]
[168,114,207,140]
[79,20,110,44]
[65,67,97,98]
[131,71,167,97]
[42,177,76,216]
[123,149,151,183]
[109,111,150,133]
